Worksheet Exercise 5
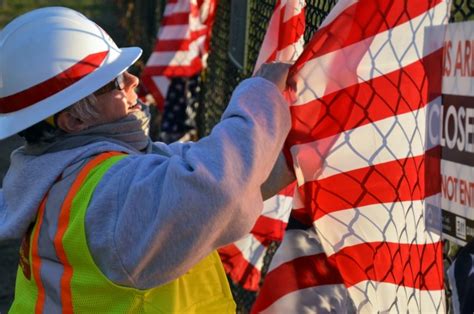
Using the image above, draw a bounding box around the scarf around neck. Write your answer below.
[24,108,153,156]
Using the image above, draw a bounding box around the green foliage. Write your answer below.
[0,0,109,27]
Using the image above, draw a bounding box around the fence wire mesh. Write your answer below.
[197,0,336,312]
[198,0,474,142]
[198,0,276,138]
[451,0,474,22]
[196,0,474,312]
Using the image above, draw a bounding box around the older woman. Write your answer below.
[0,6,293,313]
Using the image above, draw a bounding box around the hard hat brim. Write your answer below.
[0,47,142,140]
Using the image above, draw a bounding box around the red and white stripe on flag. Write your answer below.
[140,0,217,110]
[218,183,295,291]
[252,192,352,313]
[218,0,305,292]
[253,0,306,74]
[254,0,451,312]
[251,229,352,313]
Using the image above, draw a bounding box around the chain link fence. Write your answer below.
[198,0,474,145]
[198,0,337,137]
[196,0,474,312]
[451,0,474,22]
[197,1,337,311]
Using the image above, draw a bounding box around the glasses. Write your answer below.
[94,73,125,95]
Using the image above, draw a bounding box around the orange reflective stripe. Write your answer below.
[53,152,124,314]
[32,195,48,314]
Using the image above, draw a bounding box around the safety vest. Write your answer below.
[10,152,236,313]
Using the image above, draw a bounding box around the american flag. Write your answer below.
[253,0,306,74]
[252,188,352,313]
[253,0,451,312]
[140,0,217,111]
[218,0,306,292]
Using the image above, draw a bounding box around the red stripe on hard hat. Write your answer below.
[0,51,109,114]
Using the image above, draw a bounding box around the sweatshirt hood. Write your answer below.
[0,109,152,240]
[0,141,136,240]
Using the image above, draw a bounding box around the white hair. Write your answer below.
[21,93,100,144]
[65,93,100,124]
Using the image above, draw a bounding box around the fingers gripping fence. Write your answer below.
[194,0,474,313]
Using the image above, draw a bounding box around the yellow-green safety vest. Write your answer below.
[10,152,236,313]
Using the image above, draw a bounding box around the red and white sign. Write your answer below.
[440,21,474,245]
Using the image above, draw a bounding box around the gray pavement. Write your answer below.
[0,136,24,313]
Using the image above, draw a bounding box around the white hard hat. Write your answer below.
[0,6,142,140]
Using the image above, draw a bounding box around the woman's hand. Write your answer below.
[254,62,292,92]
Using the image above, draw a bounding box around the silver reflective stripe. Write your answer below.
[35,159,90,313]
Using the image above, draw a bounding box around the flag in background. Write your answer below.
[140,0,218,111]
[217,0,306,292]
[253,0,451,312]
[158,75,201,143]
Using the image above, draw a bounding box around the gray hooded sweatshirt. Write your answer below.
[0,78,290,289]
